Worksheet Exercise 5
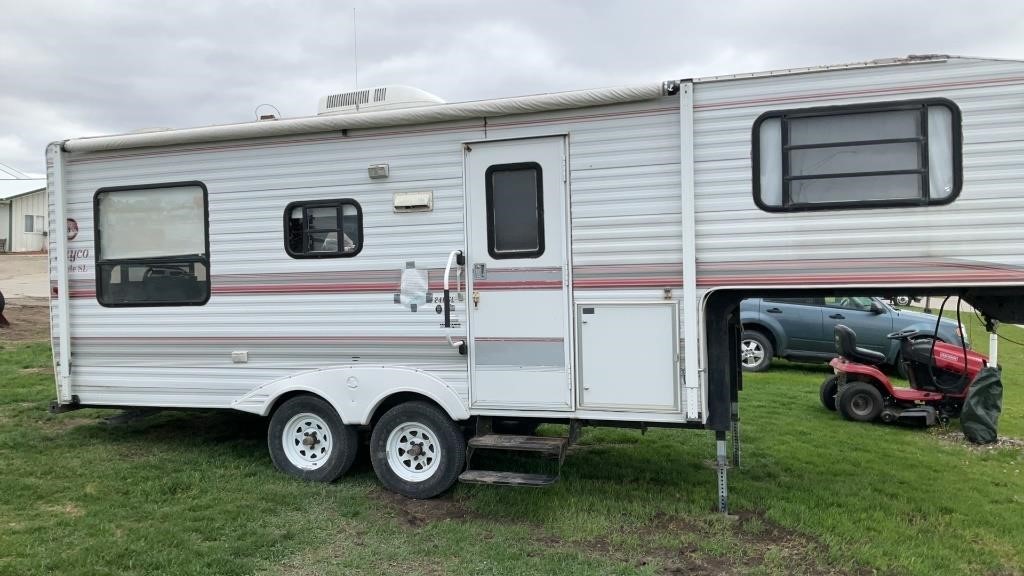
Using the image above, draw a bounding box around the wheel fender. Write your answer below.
[744,318,785,353]
[232,366,470,424]
[829,358,892,392]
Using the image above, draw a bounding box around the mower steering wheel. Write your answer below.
[886,327,922,340]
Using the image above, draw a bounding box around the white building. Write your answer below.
[0,163,47,252]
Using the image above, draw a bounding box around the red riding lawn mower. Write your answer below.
[820,324,988,426]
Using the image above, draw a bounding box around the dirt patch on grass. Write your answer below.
[20,366,53,374]
[1,298,50,342]
[372,490,475,528]
[936,431,1024,451]
[539,511,859,576]
[41,502,84,518]
[370,487,854,574]
[45,416,99,432]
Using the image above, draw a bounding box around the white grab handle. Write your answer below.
[442,250,465,351]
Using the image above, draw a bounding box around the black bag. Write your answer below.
[961,366,1003,444]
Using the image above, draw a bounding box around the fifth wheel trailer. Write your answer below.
[46,55,1024,509]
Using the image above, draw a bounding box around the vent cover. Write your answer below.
[325,90,370,109]
[318,85,444,116]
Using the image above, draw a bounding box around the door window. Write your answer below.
[823,296,875,312]
[485,162,544,259]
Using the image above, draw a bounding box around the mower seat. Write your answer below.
[834,325,887,366]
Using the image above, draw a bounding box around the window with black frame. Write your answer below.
[753,99,962,211]
[284,199,362,258]
[485,162,544,259]
[94,182,210,306]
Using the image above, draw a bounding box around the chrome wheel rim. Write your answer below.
[282,413,333,470]
[740,339,765,368]
[386,421,441,482]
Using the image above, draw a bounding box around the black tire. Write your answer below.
[268,395,359,482]
[492,419,540,436]
[893,296,912,307]
[370,401,466,499]
[837,382,884,422]
[819,376,839,411]
[740,330,774,372]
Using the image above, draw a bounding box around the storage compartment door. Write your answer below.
[578,302,679,412]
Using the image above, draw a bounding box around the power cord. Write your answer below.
[973,309,1024,347]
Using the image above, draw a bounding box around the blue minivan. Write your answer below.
[739,296,965,373]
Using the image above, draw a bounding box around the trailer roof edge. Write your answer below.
[62,84,666,154]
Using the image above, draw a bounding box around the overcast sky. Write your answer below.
[2,0,1023,175]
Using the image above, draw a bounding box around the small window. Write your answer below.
[753,99,962,211]
[24,214,34,233]
[764,297,820,306]
[485,162,544,259]
[823,296,876,312]
[94,182,210,306]
[285,199,362,258]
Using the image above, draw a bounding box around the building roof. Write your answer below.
[0,163,45,201]
[0,180,46,201]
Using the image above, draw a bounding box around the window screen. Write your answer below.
[24,214,34,233]
[485,162,544,259]
[94,182,210,306]
[285,200,362,258]
[753,99,961,211]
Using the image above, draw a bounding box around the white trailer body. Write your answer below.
[46,56,1024,503]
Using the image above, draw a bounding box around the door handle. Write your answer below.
[766,307,783,314]
[829,313,845,320]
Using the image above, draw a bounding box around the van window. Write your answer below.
[485,162,544,259]
[94,182,210,306]
[753,99,961,211]
[284,200,363,258]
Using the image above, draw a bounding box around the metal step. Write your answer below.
[467,434,567,456]
[458,470,559,487]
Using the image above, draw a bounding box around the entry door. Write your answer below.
[465,137,572,411]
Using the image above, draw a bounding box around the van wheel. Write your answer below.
[740,330,773,372]
[268,395,359,482]
[370,401,466,499]
[837,382,883,422]
[819,376,839,411]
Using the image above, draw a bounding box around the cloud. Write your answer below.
[2,0,1023,173]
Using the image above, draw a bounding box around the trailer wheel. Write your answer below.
[837,382,883,422]
[268,395,358,482]
[819,376,839,411]
[370,401,465,499]
[740,330,773,372]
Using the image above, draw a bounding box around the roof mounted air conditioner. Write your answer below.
[317,85,445,116]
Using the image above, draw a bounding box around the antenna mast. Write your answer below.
[353,8,359,90]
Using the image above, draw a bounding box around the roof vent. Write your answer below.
[318,85,444,116]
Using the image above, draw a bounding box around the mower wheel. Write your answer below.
[819,376,839,411]
[837,382,884,422]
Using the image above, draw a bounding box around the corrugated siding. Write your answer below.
[10,190,47,252]
[60,122,482,408]
[692,57,1024,272]
[54,98,691,414]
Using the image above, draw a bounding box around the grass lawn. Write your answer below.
[1,311,1022,575]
